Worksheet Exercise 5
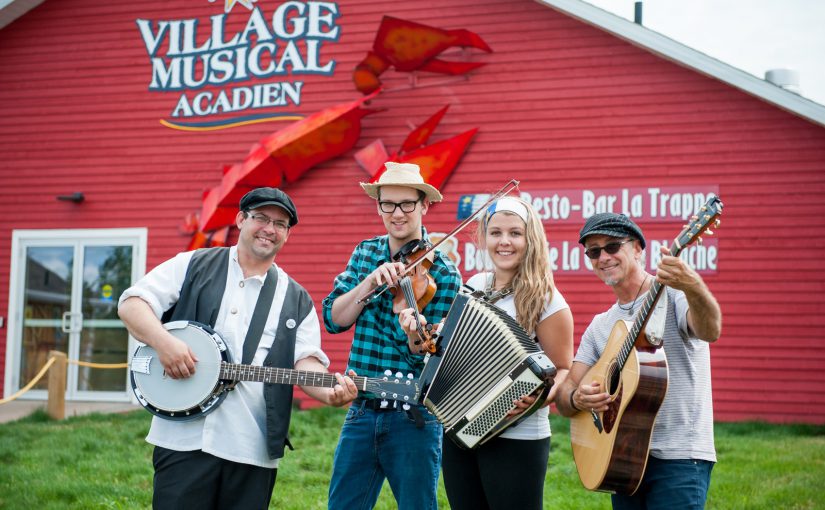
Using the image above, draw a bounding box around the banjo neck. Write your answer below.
[132,321,420,421]
[220,362,383,392]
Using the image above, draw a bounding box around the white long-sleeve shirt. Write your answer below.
[119,245,328,468]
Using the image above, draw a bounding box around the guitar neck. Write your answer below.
[617,243,682,369]
[220,363,369,390]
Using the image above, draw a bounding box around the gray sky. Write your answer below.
[583,0,825,106]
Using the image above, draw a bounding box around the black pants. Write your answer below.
[441,434,551,510]
[152,447,277,510]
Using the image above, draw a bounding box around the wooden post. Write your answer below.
[47,350,67,420]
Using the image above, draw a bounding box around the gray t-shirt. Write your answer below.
[574,286,716,462]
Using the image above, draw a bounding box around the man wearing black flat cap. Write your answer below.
[119,187,357,510]
[555,212,722,510]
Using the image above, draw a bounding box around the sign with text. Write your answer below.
[463,238,719,275]
[458,185,719,224]
[456,185,721,275]
[136,1,341,130]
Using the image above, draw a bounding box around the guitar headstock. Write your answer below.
[363,371,420,404]
[672,196,723,254]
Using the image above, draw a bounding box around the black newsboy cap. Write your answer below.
[578,212,646,249]
[239,187,298,226]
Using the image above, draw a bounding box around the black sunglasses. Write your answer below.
[584,239,633,259]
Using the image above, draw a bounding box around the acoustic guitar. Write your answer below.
[571,196,723,495]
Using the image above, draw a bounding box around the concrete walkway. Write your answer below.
[0,400,141,424]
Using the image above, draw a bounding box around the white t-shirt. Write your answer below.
[465,272,569,440]
[119,245,328,468]
[574,287,716,462]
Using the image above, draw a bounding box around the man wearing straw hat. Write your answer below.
[323,162,461,509]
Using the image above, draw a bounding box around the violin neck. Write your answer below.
[405,180,519,271]
[399,277,429,339]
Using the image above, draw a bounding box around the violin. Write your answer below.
[356,179,521,353]
[391,239,436,313]
[393,239,439,353]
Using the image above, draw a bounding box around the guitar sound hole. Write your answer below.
[607,366,620,395]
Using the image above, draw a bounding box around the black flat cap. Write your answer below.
[239,187,298,226]
[578,212,646,249]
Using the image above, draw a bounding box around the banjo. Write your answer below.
[130,320,420,421]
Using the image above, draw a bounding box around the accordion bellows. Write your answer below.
[419,293,557,449]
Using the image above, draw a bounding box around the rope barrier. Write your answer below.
[0,356,57,405]
[68,360,129,369]
[0,356,129,405]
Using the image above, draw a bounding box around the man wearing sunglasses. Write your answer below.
[323,162,461,510]
[555,212,722,510]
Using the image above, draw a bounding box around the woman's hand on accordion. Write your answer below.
[507,393,539,418]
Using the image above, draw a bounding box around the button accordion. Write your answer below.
[418,292,557,449]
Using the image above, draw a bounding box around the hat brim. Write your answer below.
[578,229,645,248]
[360,182,443,203]
[247,200,298,226]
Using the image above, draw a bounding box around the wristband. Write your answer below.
[569,389,582,412]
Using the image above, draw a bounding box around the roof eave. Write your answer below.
[0,0,46,31]
[536,0,825,128]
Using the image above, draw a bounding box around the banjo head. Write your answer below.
[130,321,229,421]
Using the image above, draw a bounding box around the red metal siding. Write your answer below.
[1,0,824,423]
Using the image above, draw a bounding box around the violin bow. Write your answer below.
[357,179,520,305]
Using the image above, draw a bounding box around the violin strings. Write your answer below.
[399,277,426,339]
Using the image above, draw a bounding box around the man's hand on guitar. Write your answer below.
[573,381,611,412]
[327,370,359,407]
[656,246,701,292]
[157,333,198,379]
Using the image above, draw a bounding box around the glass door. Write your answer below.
[19,246,74,392]
[8,229,147,401]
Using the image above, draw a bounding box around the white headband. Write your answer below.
[484,197,529,226]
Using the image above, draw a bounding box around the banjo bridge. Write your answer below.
[131,355,153,375]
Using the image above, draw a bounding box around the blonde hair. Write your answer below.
[476,197,554,334]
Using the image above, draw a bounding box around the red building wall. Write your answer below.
[1,0,824,423]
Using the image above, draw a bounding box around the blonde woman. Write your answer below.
[400,196,574,510]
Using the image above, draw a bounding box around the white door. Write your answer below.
[5,229,146,401]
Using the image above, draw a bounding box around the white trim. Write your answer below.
[0,0,46,30]
[4,228,147,402]
[535,0,825,127]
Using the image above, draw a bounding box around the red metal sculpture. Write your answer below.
[355,105,477,192]
[185,16,492,248]
[198,92,382,232]
[353,16,492,94]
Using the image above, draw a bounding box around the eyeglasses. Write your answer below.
[378,200,419,214]
[584,239,633,259]
[247,213,290,232]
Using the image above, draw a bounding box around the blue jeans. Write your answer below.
[612,457,714,510]
[328,401,442,510]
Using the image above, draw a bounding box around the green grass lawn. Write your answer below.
[0,407,822,509]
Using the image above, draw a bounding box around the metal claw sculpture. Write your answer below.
[354,16,492,94]
[197,92,383,233]
[180,212,229,251]
[355,104,477,192]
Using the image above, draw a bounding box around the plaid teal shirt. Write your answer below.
[322,231,461,385]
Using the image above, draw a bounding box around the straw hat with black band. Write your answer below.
[360,162,443,202]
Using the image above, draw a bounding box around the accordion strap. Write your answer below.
[479,272,513,305]
[483,287,513,305]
